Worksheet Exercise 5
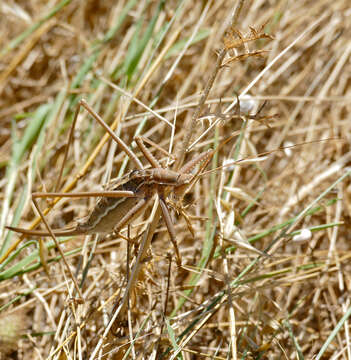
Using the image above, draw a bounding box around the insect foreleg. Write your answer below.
[80,100,143,170]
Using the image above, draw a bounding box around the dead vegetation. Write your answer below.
[1,0,351,359]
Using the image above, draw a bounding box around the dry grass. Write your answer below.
[1,0,351,359]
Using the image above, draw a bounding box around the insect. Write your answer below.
[6,100,213,267]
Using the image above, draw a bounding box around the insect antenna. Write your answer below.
[199,137,342,178]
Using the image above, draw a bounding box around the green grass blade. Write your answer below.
[165,318,182,359]
[71,0,138,90]
[284,319,304,360]
[165,28,210,59]
[121,314,151,360]
[0,236,79,281]
[0,287,35,313]
[0,186,28,256]
[103,0,138,44]
[123,0,165,80]
[0,104,50,253]
[1,89,66,257]
[0,0,71,58]
[0,240,37,272]
[316,305,351,359]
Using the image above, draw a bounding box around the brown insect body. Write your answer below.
[6,167,194,238]
[4,100,224,297]
[77,196,147,235]
[76,167,194,234]
[7,172,144,237]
